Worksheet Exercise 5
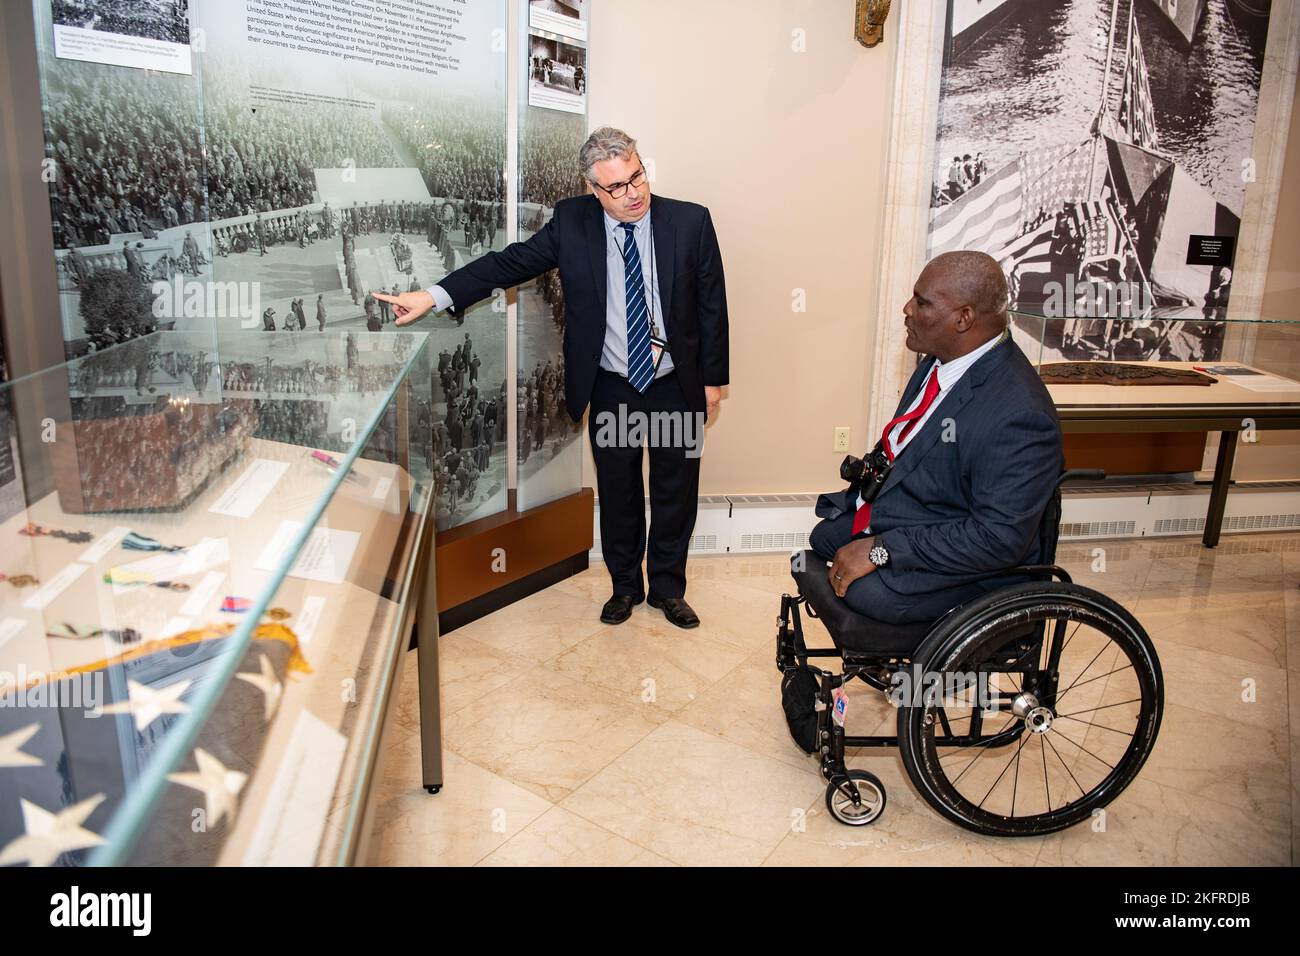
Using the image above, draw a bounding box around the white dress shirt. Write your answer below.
[858,330,1007,517]
[600,209,673,378]
[887,330,1006,456]
[426,283,454,313]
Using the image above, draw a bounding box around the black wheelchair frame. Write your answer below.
[775,469,1165,835]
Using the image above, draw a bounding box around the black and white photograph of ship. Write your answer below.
[930,0,1272,363]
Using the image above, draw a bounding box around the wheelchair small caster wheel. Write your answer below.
[426,785,442,795]
[825,770,886,826]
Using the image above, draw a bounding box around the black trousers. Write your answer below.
[587,369,701,600]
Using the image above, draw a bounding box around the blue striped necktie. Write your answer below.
[621,222,655,393]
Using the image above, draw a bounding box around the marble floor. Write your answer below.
[364,532,1300,866]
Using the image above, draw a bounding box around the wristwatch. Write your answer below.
[869,543,890,568]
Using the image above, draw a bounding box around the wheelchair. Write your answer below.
[775,469,1164,835]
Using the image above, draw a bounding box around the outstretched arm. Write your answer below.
[376,214,562,326]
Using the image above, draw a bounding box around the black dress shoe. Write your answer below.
[647,596,700,629]
[600,594,642,625]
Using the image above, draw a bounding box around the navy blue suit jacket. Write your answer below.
[828,337,1063,603]
[438,193,729,421]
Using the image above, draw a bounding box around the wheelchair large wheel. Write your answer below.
[897,582,1162,837]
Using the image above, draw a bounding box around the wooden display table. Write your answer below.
[1044,362,1300,547]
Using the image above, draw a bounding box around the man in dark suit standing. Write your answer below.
[812,251,1062,623]
[375,128,729,629]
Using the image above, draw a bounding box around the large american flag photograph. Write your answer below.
[928,0,1272,364]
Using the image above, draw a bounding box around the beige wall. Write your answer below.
[583,0,898,495]
[1235,65,1300,481]
[1259,67,1300,373]
[581,0,1297,494]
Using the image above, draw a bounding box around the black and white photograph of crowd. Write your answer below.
[52,0,191,45]
[426,332,507,529]
[36,0,520,528]
[514,111,588,500]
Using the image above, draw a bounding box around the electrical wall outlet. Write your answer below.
[833,427,851,452]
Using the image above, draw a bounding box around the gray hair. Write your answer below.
[579,127,638,183]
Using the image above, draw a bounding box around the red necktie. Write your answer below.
[851,367,941,536]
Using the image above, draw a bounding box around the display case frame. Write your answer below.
[0,328,442,866]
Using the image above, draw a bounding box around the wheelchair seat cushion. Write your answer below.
[791,550,933,657]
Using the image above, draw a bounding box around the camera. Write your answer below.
[840,441,892,502]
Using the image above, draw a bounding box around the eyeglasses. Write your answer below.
[593,167,647,199]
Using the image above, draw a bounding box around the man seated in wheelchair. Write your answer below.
[785,252,1163,833]
[810,250,1062,623]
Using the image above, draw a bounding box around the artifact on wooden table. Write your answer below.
[1038,362,1215,386]
[51,398,256,514]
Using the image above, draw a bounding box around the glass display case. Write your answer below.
[1006,307,1300,547]
[1008,304,1300,373]
[0,329,434,866]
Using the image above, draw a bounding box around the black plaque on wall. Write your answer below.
[1186,234,1237,267]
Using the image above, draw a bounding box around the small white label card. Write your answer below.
[295,596,327,646]
[254,522,360,585]
[209,459,290,518]
[180,571,227,617]
[22,563,89,611]
[0,617,27,652]
[177,537,231,577]
[77,526,130,564]
[1230,374,1300,393]
[242,710,346,867]
[159,616,194,639]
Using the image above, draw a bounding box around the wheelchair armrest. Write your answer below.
[959,564,1073,587]
[1059,468,1105,488]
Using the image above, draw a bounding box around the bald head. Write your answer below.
[931,251,1009,320]
[902,251,1009,361]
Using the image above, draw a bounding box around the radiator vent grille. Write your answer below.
[738,532,811,552]
[1225,513,1300,531]
[725,493,818,505]
[1154,513,1300,535]
[1153,517,1204,535]
[1059,520,1137,538]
